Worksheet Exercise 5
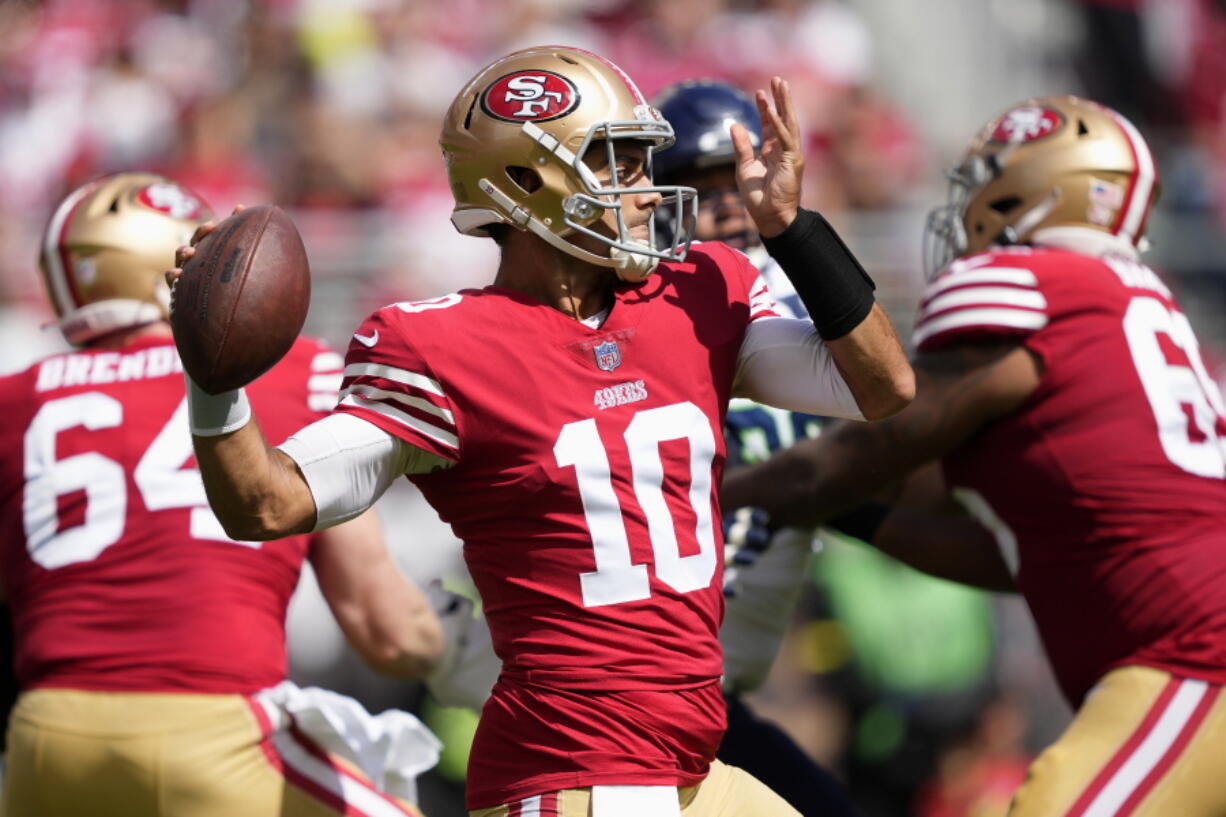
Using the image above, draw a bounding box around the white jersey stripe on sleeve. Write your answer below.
[342,383,455,424]
[340,394,459,451]
[748,274,781,320]
[344,362,445,397]
[924,267,1039,302]
[309,394,338,413]
[311,351,344,372]
[922,285,1047,317]
[309,353,344,412]
[914,307,1048,347]
[310,373,343,393]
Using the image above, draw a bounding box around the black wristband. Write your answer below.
[760,209,876,340]
[824,502,891,543]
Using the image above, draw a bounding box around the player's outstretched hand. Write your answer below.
[731,76,804,239]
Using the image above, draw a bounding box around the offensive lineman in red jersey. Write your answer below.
[0,173,446,817]
[722,95,1226,816]
[171,46,914,817]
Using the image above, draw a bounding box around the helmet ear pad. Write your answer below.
[505,166,544,195]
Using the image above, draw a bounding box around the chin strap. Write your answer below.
[609,243,660,281]
[477,176,664,280]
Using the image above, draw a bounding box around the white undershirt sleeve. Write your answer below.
[732,317,865,420]
[277,413,454,531]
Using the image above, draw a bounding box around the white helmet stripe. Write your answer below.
[1108,109,1156,245]
[42,182,96,314]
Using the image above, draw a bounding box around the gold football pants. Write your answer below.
[2,688,423,817]
[1009,665,1226,817]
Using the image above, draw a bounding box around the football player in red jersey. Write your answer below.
[0,172,446,817]
[722,95,1226,817]
[172,46,914,817]
[651,78,861,817]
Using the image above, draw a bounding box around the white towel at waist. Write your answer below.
[253,680,442,803]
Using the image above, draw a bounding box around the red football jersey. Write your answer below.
[915,246,1226,704]
[334,243,780,806]
[0,335,342,694]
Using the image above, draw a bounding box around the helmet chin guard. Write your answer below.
[609,243,659,281]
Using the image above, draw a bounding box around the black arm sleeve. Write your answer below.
[759,209,876,340]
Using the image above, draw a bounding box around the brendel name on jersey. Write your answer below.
[594,379,648,410]
[36,347,183,392]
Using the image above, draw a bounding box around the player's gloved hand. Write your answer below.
[722,506,773,597]
[423,581,501,712]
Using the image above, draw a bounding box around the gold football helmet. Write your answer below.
[440,45,697,281]
[40,172,211,345]
[925,95,1159,278]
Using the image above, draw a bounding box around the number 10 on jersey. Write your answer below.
[554,402,720,607]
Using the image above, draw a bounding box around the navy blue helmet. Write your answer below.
[652,80,762,183]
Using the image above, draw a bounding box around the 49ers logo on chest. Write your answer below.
[481,70,580,122]
[989,106,1064,144]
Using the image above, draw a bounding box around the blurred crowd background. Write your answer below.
[2,1,1225,815]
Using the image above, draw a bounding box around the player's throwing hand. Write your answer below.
[164,205,245,291]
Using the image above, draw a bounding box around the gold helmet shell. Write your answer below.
[925,95,1159,278]
[40,172,212,345]
[440,45,697,281]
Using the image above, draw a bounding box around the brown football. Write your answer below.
[170,205,310,394]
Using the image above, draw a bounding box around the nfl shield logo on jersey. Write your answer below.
[594,341,622,371]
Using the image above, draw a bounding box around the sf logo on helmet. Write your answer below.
[481,70,580,122]
[990,106,1063,144]
[138,183,205,220]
